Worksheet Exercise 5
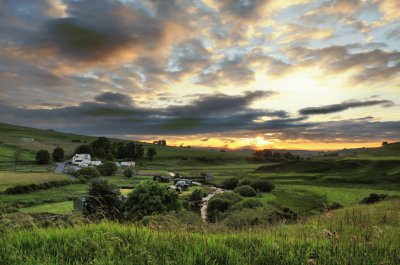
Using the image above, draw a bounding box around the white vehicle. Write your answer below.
[90,161,102,166]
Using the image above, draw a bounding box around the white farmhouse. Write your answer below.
[72,154,91,167]
[121,161,135,167]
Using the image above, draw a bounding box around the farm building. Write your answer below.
[72,154,91,167]
[121,161,135,167]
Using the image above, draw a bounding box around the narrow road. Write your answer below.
[200,187,225,222]
[55,162,66,173]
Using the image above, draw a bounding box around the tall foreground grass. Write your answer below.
[1,200,399,265]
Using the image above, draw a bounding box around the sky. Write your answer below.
[0,0,399,150]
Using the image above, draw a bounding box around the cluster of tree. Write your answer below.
[153,140,167,146]
[253,150,300,162]
[35,147,65,164]
[114,142,145,160]
[83,180,180,221]
[74,137,156,161]
[5,179,81,195]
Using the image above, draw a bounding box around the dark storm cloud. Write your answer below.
[94,92,133,107]
[0,90,287,135]
[299,100,394,115]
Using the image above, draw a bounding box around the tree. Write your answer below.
[124,181,180,220]
[35,150,50,164]
[84,179,123,220]
[123,168,134,178]
[382,141,389,147]
[13,148,23,164]
[146,147,157,161]
[52,147,64,162]
[136,144,144,158]
[116,142,127,159]
[92,137,112,159]
[75,145,91,155]
[97,161,118,176]
[125,142,136,159]
[283,152,295,160]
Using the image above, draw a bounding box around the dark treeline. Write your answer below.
[74,137,145,160]
[253,149,300,162]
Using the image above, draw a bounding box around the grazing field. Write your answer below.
[20,201,73,215]
[0,184,87,208]
[1,200,399,265]
[0,172,70,191]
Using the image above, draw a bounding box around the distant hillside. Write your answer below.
[0,123,245,159]
[338,142,400,157]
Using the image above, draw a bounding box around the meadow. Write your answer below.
[1,200,399,265]
[0,123,399,264]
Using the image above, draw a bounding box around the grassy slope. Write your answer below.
[0,172,70,191]
[1,200,399,265]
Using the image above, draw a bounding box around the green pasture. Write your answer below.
[1,200,399,265]
[20,201,73,215]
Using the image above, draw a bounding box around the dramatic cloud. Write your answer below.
[0,0,399,149]
[299,100,394,115]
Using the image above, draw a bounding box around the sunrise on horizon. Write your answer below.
[0,0,399,150]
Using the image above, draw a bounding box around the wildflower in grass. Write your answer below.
[307,258,317,265]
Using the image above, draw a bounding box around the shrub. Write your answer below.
[188,189,206,211]
[214,192,242,204]
[231,199,263,211]
[5,180,78,194]
[221,177,239,190]
[84,179,123,221]
[250,180,275,192]
[239,179,252,186]
[207,198,232,223]
[123,168,134,178]
[360,193,389,204]
[234,185,257,197]
[36,150,50,164]
[74,167,100,180]
[223,208,263,229]
[124,181,180,220]
[97,162,118,176]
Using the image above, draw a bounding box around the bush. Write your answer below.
[221,177,239,190]
[84,179,123,221]
[250,180,275,192]
[36,150,50,164]
[360,193,389,204]
[73,167,100,180]
[223,208,263,229]
[231,199,263,211]
[214,192,242,204]
[123,168,134,178]
[207,198,233,223]
[97,162,118,176]
[188,189,206,211]
[239,179,252,186]
[124,181,180,220]
[234,185,257,197]
[5,180,79,194]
